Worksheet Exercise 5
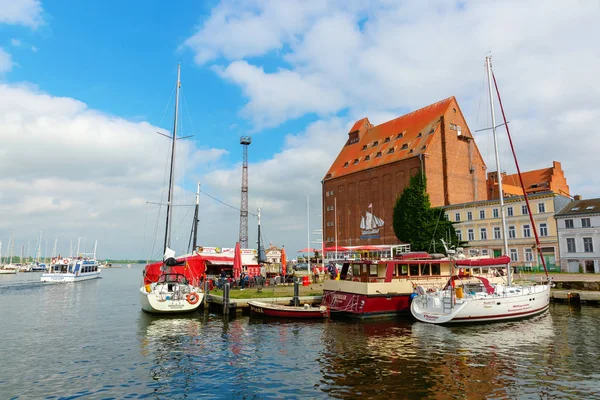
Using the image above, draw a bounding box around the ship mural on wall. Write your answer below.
[360,204,384,239]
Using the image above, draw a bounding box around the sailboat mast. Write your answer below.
[164,63,181,253]
[491,70,549,278]
[486,56,511,285]
[307,195,311,271]
[257,206,263,263]
[192,181,199,251]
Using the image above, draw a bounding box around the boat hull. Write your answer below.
[322,290,411,318]
[411,284,551,324]
[139,285,203,314]
[248,301,327,319]
[40,271,100,282]
[0,269,17,274]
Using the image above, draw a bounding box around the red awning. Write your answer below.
[455,256,510,267]
[201,255,234,265]
[324,246,350,252]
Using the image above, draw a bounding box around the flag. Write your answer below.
[368,203,372,208]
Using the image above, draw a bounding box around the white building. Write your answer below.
[555,196,600,273]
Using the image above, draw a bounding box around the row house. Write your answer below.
[555,197,600,273]
[444,191,571,272]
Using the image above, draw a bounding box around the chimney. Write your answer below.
[574,194,582,201]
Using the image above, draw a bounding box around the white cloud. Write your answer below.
[0,0,43,28]
[11,38,21,47]
[0,84,228,259]
[0,48,13,74]
[31,45,38,52]
[185,0,600,204]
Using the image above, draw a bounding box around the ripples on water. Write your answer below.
[1,269,599,399]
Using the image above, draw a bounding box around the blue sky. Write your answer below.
[1,0,599,259]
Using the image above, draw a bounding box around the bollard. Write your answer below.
[223,282,230,315]
[293,279,300,307]
[203,280,209,308]
[567,292,581,305]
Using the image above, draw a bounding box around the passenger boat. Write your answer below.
[410,56,553,324]
[248,300,328,319]
[138,64,204,314]
[40,256,100,282]
[321,251,509,319]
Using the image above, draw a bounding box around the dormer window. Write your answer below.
[401,143,409,150]
[343,161,349,167]
[429,128,434,134]
[416,132,422,138]
[396,132,404,139]
[362,145,368,150]
[353,159,359,165]
[571,207,581,211]
[388,148,395,154]
[384,137,390,143]
[409,149,413,154]
[375,151,382,158]
[421,145,426,150]
[365,155,371,161]
[586,206,596,210]
[373,141,379,147]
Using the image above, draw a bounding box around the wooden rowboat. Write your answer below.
[248,300,328,319]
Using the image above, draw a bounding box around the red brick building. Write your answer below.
[322,97,487,247]
[487,161,570,200]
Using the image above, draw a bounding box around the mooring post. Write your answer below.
[293,278,300,307]
[203,280,209,307]
[223,282,230,315]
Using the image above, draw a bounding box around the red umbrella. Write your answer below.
[233,242,242,280]
[297,248,317,253]
[281,246,287,277]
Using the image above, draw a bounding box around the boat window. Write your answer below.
[431,263,441,275]
[352,264,360,276]
[420,263,430,276]
[369,265,378,276]
[399,264,408,276]
[410,264,419,276]
[362,264,368,274]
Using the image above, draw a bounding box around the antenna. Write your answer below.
[239,136,252,248]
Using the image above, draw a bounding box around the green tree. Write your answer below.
[393,174,460,253]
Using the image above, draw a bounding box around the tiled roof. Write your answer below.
[501,167,553,193]
[324,97,457,180]
[556,198,600,216]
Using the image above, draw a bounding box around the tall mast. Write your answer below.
[307,195,311,271]
[164,63,181,254]
[257,206,263,263]
[486,56,511,285]
[192,181,200,252]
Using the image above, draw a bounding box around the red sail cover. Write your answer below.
[455,256,511,267]
[143,254,206,286]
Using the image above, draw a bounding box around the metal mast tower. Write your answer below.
[239,136,252,248]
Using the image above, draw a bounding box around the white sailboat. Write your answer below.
[411,56,553,324]
[0,240,16,274]
[139,64,204,314]
[0,231,18,274]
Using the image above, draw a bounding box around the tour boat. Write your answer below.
[321,251,509,318]
[40,256,100,282]
[248,301,328,319]
[410,56,553,324]
[138,64,204,314]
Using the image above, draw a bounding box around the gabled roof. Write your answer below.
[556,198,600,217]
[324,97,459,180]
[501,167,553,193]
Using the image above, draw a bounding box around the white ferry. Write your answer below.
[41,255,100,283]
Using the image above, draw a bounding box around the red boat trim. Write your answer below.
[451,304,549,321]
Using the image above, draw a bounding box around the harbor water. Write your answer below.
[1,267,599,399]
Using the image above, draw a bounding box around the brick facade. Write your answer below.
[323,97,487,247]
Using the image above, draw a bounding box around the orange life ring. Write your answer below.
[186,292,199,305]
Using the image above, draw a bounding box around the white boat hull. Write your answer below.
[0,269,17,274]
[411,283,551,324]
[40,271,101,282]
[139,284,203,314]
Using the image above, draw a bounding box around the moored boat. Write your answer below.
[322,251,509,319]
[40,256,101,283]
[248,300,328,319]
[410,56,553,324]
